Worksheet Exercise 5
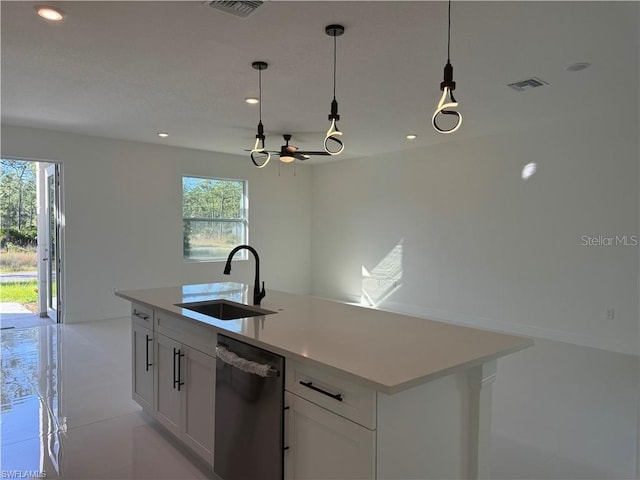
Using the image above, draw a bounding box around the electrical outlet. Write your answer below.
[607,308,615,320]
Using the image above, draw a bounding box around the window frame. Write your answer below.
[182,175,249,262]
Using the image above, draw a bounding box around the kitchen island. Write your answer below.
[116,282,532,479]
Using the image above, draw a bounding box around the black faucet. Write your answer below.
[223,245,266,306]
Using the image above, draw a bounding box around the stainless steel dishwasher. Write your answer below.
[214,334,285,480]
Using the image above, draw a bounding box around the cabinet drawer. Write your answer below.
[286,361,376,429]
[131,304,153,328]
[155,310,216,357]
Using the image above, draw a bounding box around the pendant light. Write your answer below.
[432,0,462,134]
[324,24,345,155]
[250,61,271,168]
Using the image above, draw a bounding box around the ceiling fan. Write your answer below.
[251,134,332,163]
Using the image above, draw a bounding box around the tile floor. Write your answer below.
[1,317,215,479]
[0,303,55,330]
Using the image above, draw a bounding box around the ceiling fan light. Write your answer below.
[280,155,295,163]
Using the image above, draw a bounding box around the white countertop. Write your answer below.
[115,282,532,394]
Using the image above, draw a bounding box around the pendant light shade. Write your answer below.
[250,61,271,168]
[432,1,462,134]
[324,24,345,155]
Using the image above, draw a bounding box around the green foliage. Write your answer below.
[182,177,243,219]
[1,159,37,232]
[182,177,246,259]
[183,220,192,257]
[1,227,37,249]
[0,280,38,304]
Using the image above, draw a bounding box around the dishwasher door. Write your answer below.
[214,334,285,480]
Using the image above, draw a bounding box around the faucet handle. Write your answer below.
[253,281,267,305]
[255,281,266,305]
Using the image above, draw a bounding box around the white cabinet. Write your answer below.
[130,304,215,466]
[154,333,182,436]
[286,393,375,480]
[285,361,376,480]
[131,321,154,412]
[154,332,215,464]
[284,360,486,480]
[131,304,154,413]
[181,345,216,460]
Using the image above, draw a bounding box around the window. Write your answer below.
[182,176,247,261]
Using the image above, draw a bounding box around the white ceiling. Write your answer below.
[1,1,638,163]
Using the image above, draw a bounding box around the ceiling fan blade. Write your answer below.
[293,152,308,161]
[295,150,332,156]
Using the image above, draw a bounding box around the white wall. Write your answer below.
[311,117,639,356]
[1,125,312,323]
[310,116,639,479]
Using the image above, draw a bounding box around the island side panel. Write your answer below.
[376,370,469,479]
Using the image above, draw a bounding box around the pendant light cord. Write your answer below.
[259,68,263,123]
[333,34,337,99]
[447,0,451,62]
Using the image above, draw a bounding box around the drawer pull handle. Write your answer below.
[133,311,149,320]
[299,381,343,402]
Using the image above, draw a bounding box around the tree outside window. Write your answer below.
[182,176,247,261]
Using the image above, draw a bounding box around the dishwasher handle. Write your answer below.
[216,345,279,377]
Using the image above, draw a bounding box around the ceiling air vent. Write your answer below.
[507,77,548,92]
[202,1,264,18]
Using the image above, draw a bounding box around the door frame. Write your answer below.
[37,161,65,323]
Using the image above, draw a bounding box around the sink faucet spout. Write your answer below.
[223,245,266,306]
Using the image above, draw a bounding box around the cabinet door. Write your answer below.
[181,346,215,464]
[132,322,153,412]
[289,394,375,480]
[154,333,182,437]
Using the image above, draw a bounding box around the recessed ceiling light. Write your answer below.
[406,134,418,140]
[245,97,259,105]
[565,62,590,72]
[34,5,66,21]
[157,132,169,138]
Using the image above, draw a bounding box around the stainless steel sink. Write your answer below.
[175,299,276,321]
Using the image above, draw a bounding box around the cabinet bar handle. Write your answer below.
[133,310,149,320]
[299,381,343,402]
[177,350,185,391]
[173,348,178,389]
[145,335,153,371]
